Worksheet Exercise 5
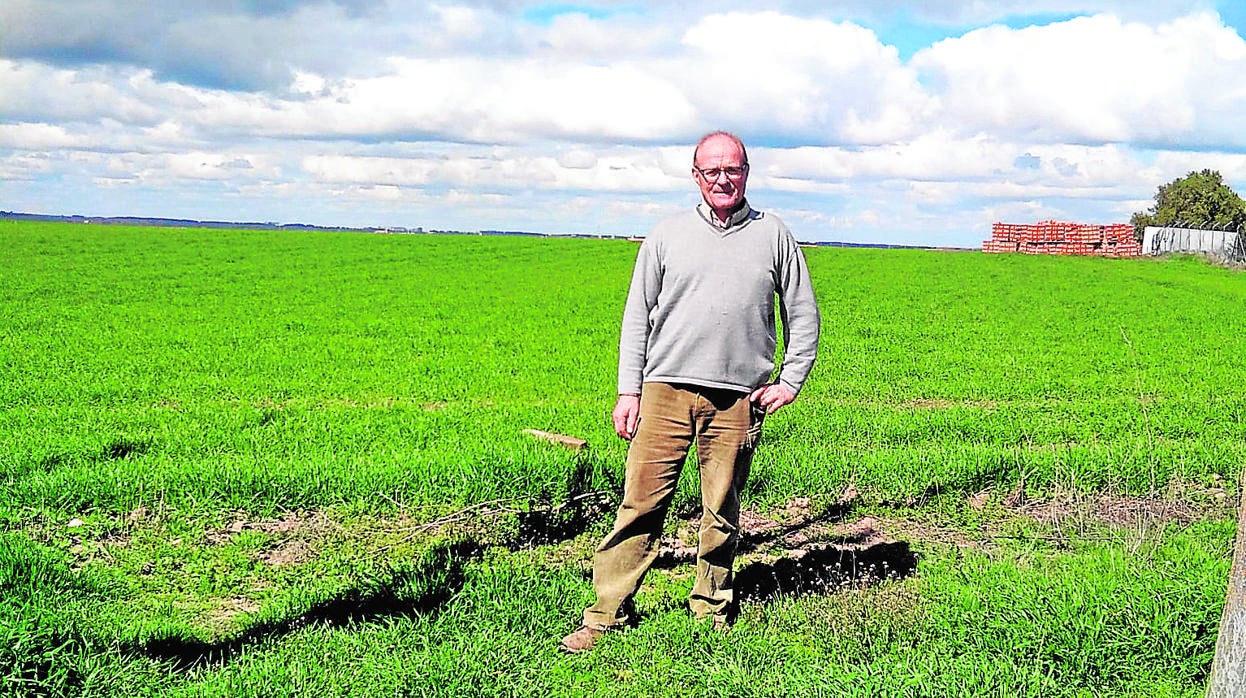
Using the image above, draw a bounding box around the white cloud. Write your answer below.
[556,149,599,170]
[0,60,165,124]
[303,155,439,186]
[1150,151,1246,182]
[774,205,882,230]
[0,152,55,181]
[679,12,931,144]
[0,10,927,147]
[302,149,688,192]
[912,13,1246,148]
[163,55,698,143]
[533,11,671,57]
[0,123,80,150]
[433,4,486,40]
[0,0,466,90]
[155,152,275,181]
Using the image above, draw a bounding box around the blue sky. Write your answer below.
[522,3,630,25]
[3,0,1246,246]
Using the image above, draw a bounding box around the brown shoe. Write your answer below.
[560,625,606,653]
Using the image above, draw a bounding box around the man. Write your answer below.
[561,131,820,653]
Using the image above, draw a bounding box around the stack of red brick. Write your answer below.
[982,221,1142,257]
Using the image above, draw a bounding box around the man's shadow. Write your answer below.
[652,501,918,603]
[734,539,916,603]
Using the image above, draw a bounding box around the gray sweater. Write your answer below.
[618,202,821,396]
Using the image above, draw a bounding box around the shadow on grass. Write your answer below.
[103,438,150,461]
[132,540,482,672]
[646,497,918,607]
[735,540,917,603]
[129,458,611,673]
[2,621,90,695]
[11,437,152,480]
[508,456,614,550]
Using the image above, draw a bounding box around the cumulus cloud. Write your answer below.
[3,9,924,149]
[0,0,487,91]
[265,57,695,143]
[912,13,1246,148]
[0,61,164,125]
[0,152,55,181]
[18,6,1238,154]
[678,12,931,144]
[302,148,688,192]
[0,123,80,150]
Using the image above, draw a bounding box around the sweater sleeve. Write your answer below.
[617,238,661,395]
[774,227,821,395]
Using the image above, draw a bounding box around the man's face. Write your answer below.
[693,136,749,215]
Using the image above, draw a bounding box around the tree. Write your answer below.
[1131,169,1246,241]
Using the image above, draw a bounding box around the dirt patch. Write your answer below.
[98,529,132,548]
[206,597,262,628]
[260,540,312,567]
[962,476,1231,530]
[321,396,402,409]
[878,519,984,549]
[1012,494,1201,529]
[898,398,998,410]
[900,398,955,410]
[656,485,1231,570]
[126,506,151,524]
[207,510,329,545]
[201,510,340,569]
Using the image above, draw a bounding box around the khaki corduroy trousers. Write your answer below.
[583,382,764,629]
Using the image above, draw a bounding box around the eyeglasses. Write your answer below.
[694,165,748,181]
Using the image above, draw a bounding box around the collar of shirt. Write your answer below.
[697,199,754,230]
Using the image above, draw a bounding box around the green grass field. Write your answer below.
[2,220,1243,696]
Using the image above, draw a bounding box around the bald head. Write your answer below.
[692,131,748,167]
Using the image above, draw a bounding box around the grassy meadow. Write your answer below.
[2,219,1244,696]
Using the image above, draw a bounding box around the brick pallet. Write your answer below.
[982,220,1141,257]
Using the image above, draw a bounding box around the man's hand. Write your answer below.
[749,383,796,414]
[612,394,641,440]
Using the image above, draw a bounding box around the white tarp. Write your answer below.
[1143,226,1242,260]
